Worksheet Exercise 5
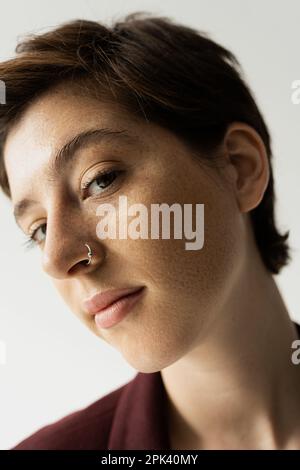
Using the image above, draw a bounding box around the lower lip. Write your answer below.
[94,287,145,329]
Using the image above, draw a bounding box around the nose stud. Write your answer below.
[84,243,92,265]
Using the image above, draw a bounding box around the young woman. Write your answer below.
[1,12,300,450]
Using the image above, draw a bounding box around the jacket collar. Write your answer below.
[108,369,171,449]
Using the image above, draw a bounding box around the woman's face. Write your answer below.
[3,83,245,372]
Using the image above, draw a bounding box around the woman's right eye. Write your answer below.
[31,223,47,243]
[24,223,47,249]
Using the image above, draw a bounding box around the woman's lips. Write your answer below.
[83,286,146,329]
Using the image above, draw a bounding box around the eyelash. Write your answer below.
[22,168,122,251]
[22,224,47,251]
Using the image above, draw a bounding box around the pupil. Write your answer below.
[98,172,114,188]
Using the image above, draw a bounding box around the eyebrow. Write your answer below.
[13,127,139,226]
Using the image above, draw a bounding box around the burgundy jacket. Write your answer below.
[12,370,171,450]
[12,321,300,450]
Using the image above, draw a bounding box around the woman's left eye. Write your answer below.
[82,169,122,197]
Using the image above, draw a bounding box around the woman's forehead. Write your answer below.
[3,91,133,177]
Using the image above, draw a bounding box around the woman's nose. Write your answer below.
[41,216,106,279]
[42,240,102,279]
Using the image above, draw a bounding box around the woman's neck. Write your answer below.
[161,251,300,449]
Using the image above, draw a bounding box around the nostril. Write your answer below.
[68,259,90,275]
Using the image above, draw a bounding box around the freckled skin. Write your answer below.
[3,82,244,372]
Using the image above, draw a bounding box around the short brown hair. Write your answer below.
[0,11,291,274]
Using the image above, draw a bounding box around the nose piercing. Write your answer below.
[84,243,92,265]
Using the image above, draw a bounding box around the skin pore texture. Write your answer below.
[3,82,300,450]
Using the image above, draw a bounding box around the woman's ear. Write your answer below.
[221,122,270,213]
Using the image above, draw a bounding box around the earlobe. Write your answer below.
[223,122,270,213]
